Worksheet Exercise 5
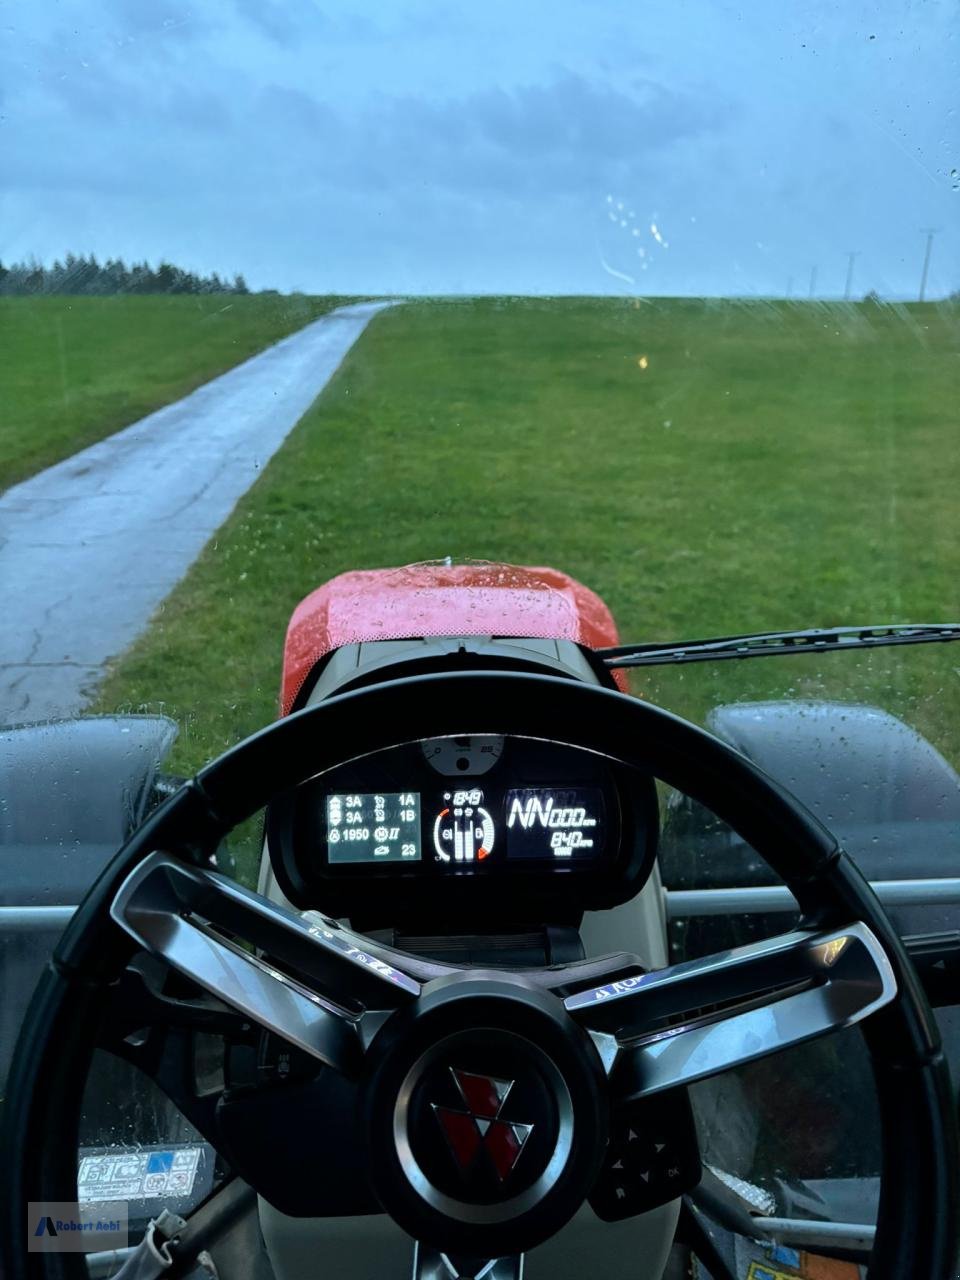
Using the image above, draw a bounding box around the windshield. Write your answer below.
[2,2,956,768]
[1,0,958,1269]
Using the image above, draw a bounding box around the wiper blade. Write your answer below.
[598,623,960,669]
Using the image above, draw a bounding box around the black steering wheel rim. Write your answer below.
[2,671,957,1278]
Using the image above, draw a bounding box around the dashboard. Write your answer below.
[266,735,659,927]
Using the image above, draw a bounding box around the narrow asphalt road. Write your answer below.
[0,300,391,725]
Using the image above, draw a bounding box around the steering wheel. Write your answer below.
[2,672,957,1278]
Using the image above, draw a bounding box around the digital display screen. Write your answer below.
[432,789,497,864]
[326,792,421,864]
[503,788,604,860]
[323,786,607,869]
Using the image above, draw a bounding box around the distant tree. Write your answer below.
[154,261,177,293]
[24,258,44,294]
[0,253,256,297]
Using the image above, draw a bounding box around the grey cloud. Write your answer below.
[9,64,719,203]
[255,85,338,134]
[248,73,725,200]
[230,0,383,49]
[231,0,308,46]
[101,0,213,44]
[462,74,714,161]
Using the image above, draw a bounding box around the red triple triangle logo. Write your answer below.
[432,1068,533,1182]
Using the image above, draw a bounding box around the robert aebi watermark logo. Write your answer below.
[34,1213,122,1236]
[28,1202,128,1253]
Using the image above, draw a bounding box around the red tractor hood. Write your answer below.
[281,561,623,714]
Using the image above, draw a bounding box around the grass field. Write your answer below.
[93,297,960,787]
[0,293,347,491]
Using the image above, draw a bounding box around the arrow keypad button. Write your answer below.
[589,1090,701,1222]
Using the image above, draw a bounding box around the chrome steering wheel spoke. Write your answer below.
[110,851,434,1074]
[563,922,897,1095]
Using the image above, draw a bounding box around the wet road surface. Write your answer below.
[0,301,390,724]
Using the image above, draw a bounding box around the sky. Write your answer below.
[1,0,957,298]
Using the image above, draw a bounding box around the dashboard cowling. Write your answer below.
[269,563,649,931]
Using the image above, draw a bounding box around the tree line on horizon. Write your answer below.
[0,254,250,297]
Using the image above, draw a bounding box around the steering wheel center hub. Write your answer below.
[364,975,608,1255]
[401,1028,571,1208]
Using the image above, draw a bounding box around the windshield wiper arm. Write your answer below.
[598,623,960,669]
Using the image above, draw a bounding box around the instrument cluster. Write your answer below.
[324,783,606,868]
[266,734,658,925]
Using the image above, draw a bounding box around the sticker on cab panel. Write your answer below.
[78,1146,202,1202]
[735,1238,865,1280]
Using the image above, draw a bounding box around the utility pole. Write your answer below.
[808,265,818,299]
[844,251,859,302]
[786,275,794,299]
[919,229,938,302]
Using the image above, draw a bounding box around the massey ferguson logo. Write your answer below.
[431,1069,533,1182]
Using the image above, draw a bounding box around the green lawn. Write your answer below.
[94,297,960,782]
[0,293,348,491]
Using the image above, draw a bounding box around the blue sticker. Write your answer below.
[146,1152,174,1174]
[770,1245,801,1268]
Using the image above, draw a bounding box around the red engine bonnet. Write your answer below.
[280,561,625,715]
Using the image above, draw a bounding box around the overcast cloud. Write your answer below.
[1,0,957,296]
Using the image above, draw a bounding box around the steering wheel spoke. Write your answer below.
[110,852,430,1074]
[563,922,897,1096]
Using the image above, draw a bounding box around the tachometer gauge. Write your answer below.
[433,790,496,863]
[420,734,504,776]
